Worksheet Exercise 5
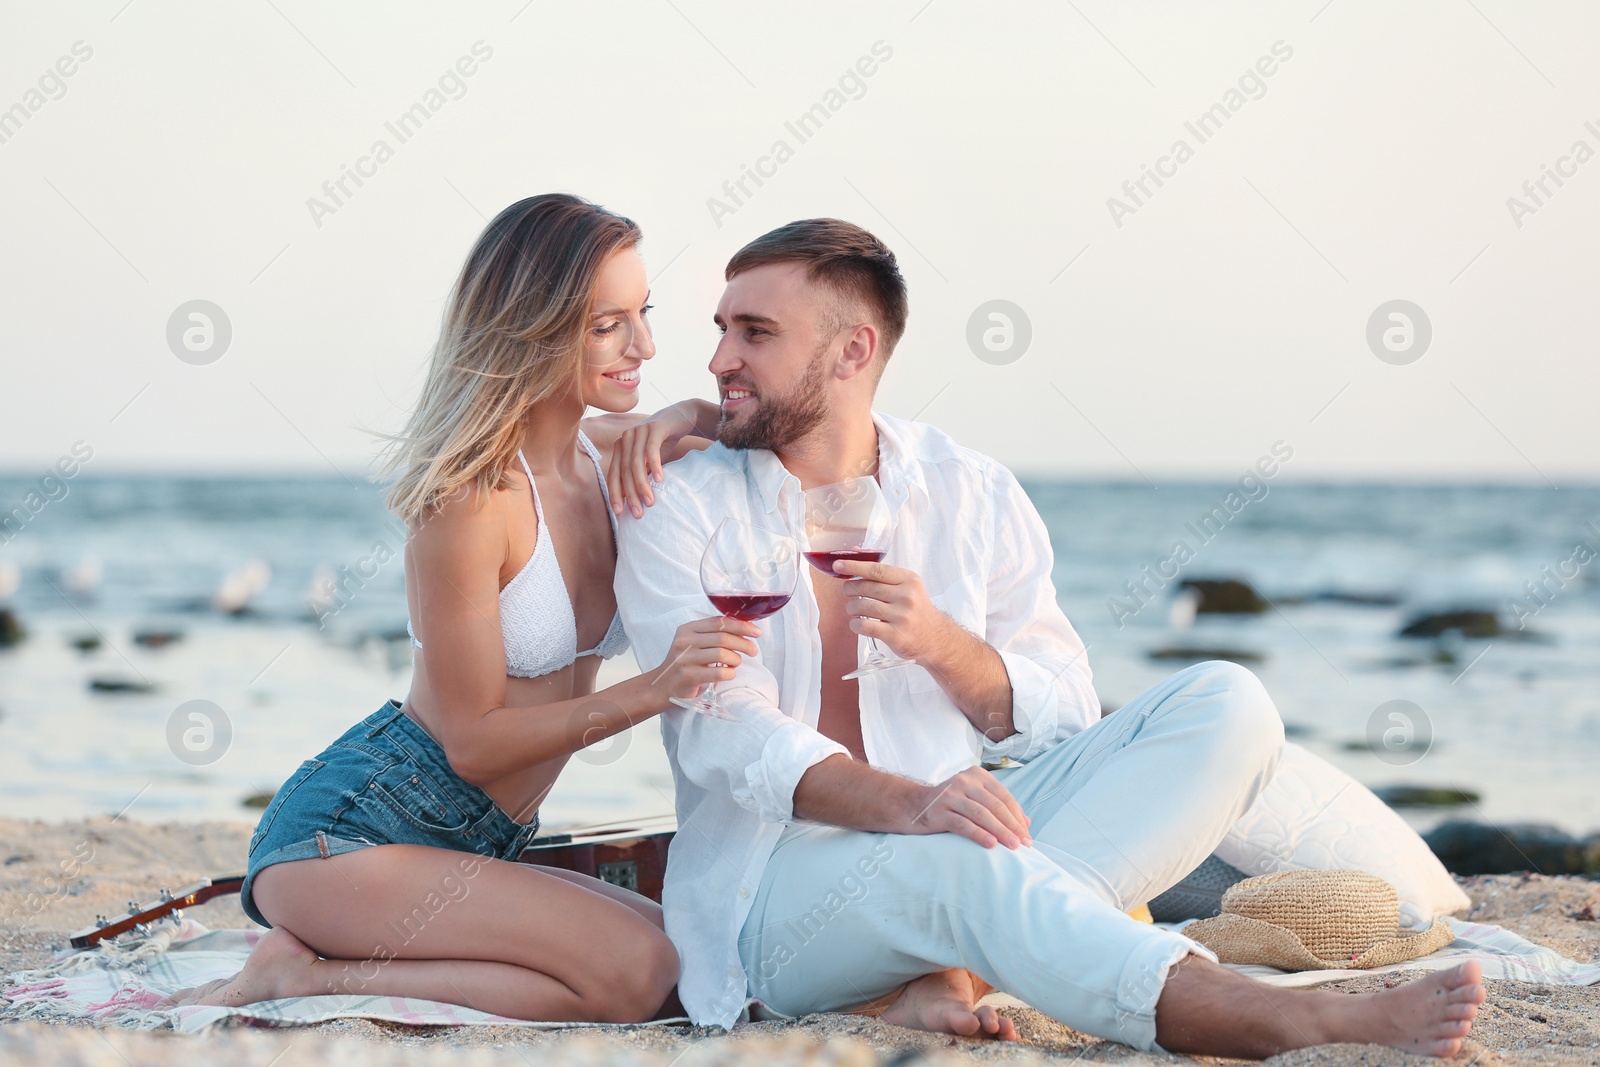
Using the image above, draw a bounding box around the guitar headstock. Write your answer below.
[66,875,244,949]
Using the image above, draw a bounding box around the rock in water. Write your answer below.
[1148,646,1264,665]
[1311,589,1403,607]
[1424,820,1600,875]
[1399,609,1502,638]
[0,609,25,647]
[1178,578,1268,614]
[89,677,155,694]
[1375,785,1481,808]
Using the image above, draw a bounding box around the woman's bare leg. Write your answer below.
[523,864,686,1018]
[1154,954,1486,1059]
[187,845,677,1023]
[528,864,663,927]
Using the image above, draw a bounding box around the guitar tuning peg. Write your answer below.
[127,901,140,914]
[134,922,150,936]
[95,915,109,928]
[171,908,184,922]
[159,888,173,902]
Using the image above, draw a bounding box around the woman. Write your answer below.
[183,194,759,1022]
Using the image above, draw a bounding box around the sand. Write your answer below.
[2,816,1598,1066]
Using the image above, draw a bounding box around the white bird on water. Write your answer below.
[1168,586,1201,630]
[306,563,339,617]
[64,556,102,598]
[214,559,272,614]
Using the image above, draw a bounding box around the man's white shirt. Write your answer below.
[612,412,1100,1027]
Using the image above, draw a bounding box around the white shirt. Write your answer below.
[612,412,1100,1027]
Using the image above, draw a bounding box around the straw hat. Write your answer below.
[1184,869,1455,971]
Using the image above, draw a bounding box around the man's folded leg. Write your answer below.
[739,821,1211,1053]
[996,659,1284,911]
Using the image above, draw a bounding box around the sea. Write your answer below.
[1,474,1596,838]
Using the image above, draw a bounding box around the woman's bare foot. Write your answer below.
[880,968,1017,1041]
[1330,962,1487,1058]
[167,927,325,1008]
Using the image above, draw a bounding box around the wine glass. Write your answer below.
[801,477,915,679]
[669,517,800,719]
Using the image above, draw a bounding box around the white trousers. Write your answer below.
[737,660,1284,1052]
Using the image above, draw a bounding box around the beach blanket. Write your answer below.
[3,917,1596,1032]
[0,920,689,1032]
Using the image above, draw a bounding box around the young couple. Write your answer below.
[190,194,1483,1058]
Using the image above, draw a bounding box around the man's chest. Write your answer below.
[810,568,867,761]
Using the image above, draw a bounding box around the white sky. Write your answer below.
[2,0,1596,483]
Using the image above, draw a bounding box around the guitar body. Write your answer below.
[63,816,678,949]
[518,816,676,904]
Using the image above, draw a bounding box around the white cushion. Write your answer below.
[1213,742,1471,929]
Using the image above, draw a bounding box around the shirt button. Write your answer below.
[739,886,750,899]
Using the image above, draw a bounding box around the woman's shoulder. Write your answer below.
[409,469,529,554]
[578,412,646,460]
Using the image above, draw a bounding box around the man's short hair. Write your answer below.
[725,219,909,368]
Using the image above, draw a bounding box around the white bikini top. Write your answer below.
[408,431,629,677]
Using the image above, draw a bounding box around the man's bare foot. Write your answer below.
[880,968,1017,1041]
[166,927,325,1008]
[1332,962,1486,1058]
[1158,953,1484,1058]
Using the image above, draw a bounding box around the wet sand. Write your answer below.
[2,816,1597,1065]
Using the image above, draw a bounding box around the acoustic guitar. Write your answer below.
[65,815,678,950]
[517,814,676,902]
[68,877,245,949]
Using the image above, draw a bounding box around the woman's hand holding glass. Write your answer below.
[667,518,800,718]
[650,615,763,706]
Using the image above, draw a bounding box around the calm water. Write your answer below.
[1,474,1596,835]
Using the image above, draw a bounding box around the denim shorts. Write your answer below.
[240,700,543,927]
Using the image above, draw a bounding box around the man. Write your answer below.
[613,219,1484,1057]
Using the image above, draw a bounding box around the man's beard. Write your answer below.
[717,352,831,451]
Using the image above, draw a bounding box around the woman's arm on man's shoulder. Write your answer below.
[586,398,719,518]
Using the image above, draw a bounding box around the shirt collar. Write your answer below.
[743,410,928,516]
[872,411,927,513]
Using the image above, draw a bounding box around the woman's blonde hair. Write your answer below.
[378,194,641,524]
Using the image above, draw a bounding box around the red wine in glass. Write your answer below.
[707,592,793,621]
[802,548,885,577]
[801,478,915,680]
[669,518,800,719]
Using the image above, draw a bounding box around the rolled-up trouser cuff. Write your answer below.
[1114,929,1217,1053]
